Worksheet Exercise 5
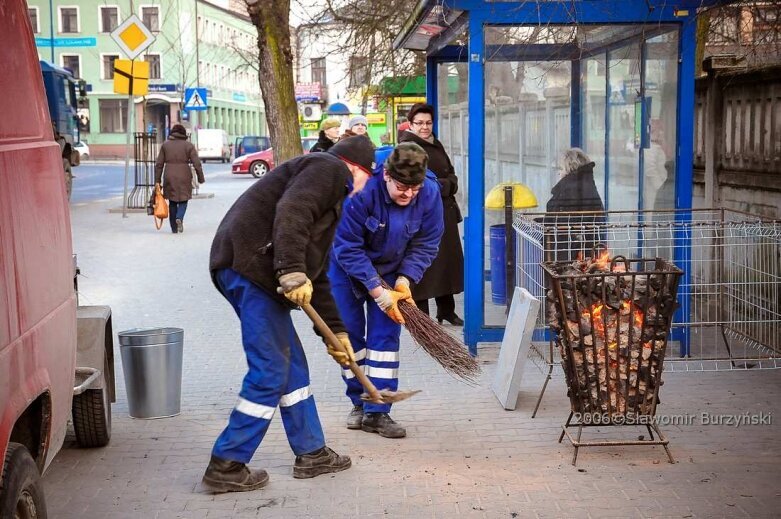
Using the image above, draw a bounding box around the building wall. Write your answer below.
[28,0,265,158]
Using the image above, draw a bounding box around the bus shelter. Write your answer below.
[393,0,713,352]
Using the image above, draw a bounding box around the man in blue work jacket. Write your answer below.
[330,142,444,438]
[203,136,375,493]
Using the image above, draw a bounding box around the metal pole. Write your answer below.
[504,185,514,314]
[122,92,133,218]
[48,0,54,62]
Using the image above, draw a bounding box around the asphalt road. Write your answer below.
[69,161,236,204]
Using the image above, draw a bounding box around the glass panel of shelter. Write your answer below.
[480,24,680,328]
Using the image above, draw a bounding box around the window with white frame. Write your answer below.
[99,6,119,33]
[101,54,119,80]
[28,7,40,34]
[141,6,160,32]
[145,53,161,80]
[59,6,79,33]
[311,57,326,86]
[61,54,81,78]
[99,99,128,133]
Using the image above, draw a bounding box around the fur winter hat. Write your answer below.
[385,142,428,185]
[328,135,376,174]
[348,115,368,129]
[319,118,341,132]
[170,124,187,137]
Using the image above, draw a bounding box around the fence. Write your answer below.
[514,209,781,412]
[127,131,158,210]
[694,66,781,217]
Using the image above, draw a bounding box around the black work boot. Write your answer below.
[202,455,269,493]
[361,412,407,438]
[346,405,363,430]
[293,446,351,479]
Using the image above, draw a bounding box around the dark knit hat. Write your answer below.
[385,142,428,185]
[328,135,376,174]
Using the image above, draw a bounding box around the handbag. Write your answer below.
[153,184,169,230]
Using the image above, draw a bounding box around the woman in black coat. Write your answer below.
[545,148,606,261]
[309,118,341,153]
[398,103,465,325]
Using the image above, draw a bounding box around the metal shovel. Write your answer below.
[301,303,420,404]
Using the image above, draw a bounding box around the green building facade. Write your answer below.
[27,0,265,158]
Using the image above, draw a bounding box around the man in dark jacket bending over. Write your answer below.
[203,136,375,493]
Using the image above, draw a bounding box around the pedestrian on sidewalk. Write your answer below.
[203,136,376,493]
[154,123,205,234]
[398,103,465,325]
[330,142,443,439]
[309,118,341,153]
[340,115,370,141]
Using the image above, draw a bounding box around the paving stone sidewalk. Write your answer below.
[42,167,781,518]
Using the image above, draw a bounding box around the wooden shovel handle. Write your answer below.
[301,304,382,401]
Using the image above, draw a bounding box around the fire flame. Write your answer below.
[593,249,611,270]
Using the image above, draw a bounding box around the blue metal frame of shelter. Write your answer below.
[398,0,704,353]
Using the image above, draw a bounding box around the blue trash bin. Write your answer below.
[490,224,507,304]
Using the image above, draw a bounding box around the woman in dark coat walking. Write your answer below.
[398,103,465,325]
[545,148,606,261]
[154,124,205,233]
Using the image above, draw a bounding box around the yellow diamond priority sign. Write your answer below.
[110,14,155,60]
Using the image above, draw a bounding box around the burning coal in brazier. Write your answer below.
[543,252,683,417]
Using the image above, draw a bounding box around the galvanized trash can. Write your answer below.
[118,328,184,419]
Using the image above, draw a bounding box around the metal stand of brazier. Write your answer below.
[543,255,683,465]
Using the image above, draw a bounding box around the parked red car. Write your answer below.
[232,136,318,178]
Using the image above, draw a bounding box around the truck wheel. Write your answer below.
[250,160,268,178]
[62,158,73,201]
[0,443,47,519]
[72,358,112,448]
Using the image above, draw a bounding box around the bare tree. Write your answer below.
[298,0,426,112]
[245,0,302,163]
[698,1,781,71]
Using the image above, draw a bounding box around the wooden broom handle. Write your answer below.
[301,304,382,400]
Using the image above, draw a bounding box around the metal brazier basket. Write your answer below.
[543,256,683,418]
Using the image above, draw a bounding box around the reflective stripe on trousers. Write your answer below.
[329,265,401,414]
[211,268,325,463]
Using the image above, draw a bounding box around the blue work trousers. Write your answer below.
[329,264,401,414]
[211,268,325,463]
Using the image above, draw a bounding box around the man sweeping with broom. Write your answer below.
[203,136,375,493]
[330,142,444,438]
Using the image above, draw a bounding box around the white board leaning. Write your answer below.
[491,287,541,410]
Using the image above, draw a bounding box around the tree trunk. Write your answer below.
[246,0,302,165]
[695,11,710,78]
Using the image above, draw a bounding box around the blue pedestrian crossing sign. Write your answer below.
[184,88,208,111]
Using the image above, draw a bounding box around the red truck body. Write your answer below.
[0,0,77,471]
[1,2,114,516]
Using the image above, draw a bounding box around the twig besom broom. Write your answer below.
[387,283,481,383]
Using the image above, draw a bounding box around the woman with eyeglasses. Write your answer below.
[398,103,465,326]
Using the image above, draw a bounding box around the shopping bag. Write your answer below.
[153,185,168,230]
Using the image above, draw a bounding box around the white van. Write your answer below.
[196,129,230,163]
